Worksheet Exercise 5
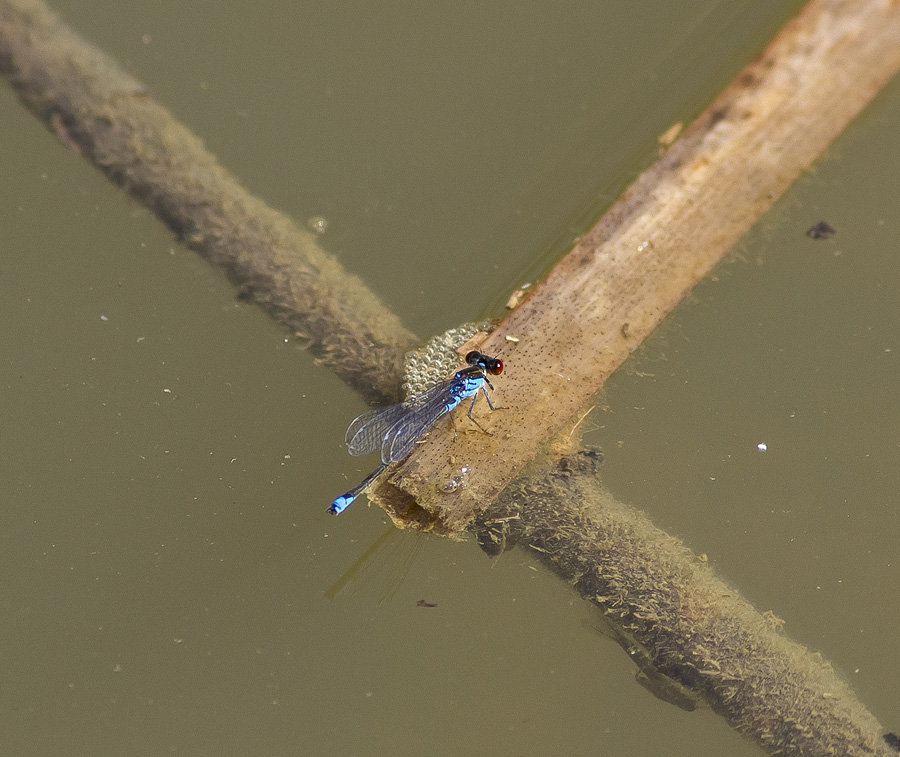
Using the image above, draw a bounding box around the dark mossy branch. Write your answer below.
[477,450,896,756]
[0,0,416,405]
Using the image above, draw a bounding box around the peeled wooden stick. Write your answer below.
[377,0,900,532]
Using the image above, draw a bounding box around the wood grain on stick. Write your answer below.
[375,0,900,533]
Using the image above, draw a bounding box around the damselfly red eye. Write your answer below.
[465,351,503,375]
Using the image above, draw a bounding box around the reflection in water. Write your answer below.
[324,526,425,604]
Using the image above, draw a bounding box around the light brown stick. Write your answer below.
[378,0,900,532]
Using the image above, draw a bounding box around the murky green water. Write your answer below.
[3,2,897,755]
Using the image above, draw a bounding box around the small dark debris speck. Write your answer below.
[806,221,836,239]
[416,599,437,608]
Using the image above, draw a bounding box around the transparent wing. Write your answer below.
[344,379,453,458]
[382,386,463,463]
[382,369,492,462]
[345,403,412,457]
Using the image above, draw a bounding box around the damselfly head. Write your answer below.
[465,350,504,376]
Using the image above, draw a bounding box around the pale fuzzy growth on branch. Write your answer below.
[476,449,895,757]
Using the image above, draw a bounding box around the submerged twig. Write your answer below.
[475,450,896,756]
[0,0,416,404]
